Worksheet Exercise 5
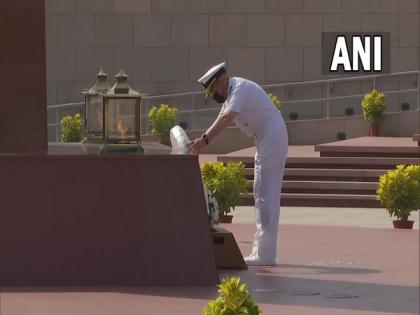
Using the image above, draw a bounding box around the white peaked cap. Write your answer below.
[197,62,227,98]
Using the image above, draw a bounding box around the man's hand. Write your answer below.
[188,137,206,154]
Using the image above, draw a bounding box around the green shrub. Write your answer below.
[204,277,262,315]
[377,164,420,220]
[268,93,282,111]
[201,162,248,216]
[60,113,83,142]
[148,104,178,143]
[361,89,386,123]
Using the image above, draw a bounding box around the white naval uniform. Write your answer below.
[218,77,288,259]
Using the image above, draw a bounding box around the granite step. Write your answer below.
[239,193,381,208]
[245,168,386,182]
[246,180,378,195]
[219,156,420,169]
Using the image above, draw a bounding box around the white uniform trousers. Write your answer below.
[251,113,288,259]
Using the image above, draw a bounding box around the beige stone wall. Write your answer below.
[46,0,420,105]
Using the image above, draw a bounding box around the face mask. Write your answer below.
[212,92,226,104]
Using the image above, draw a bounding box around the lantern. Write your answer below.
[101,70,142,153]
[82,68,110,142]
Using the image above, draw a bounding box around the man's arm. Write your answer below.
[205,111,238,144]
[188,111,238,153]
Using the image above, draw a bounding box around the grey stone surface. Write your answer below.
[247,15,284,47]
[303,0,341,13]
[46,15,57,48]
[151,49,190,82]
[114,49,152,81]
[151,0,208,13]
[380,0,419,13]
[229,0,265,13]
[361,14,400,47]
[266,48,304,82]
[391,48,419,72]
[190,48,227,81]
[400,14,420,47]
[115,0,151,13]
[266,0,304,13]
[56,81,86,103]
[45,3,419,107]
[95,15,133,47]
[323,14,361,32]
[57,15,95,48]
[227,49,266,83]
[47,48,76,82]
[381,113,400,136]
[172,15,208,47]
[46,0,76,14]
[133,15,171,47]
[47,83,57,105]
[317,118,345,143]
[285,15,322,47]
[209,15,246,47]
[303,48,327,81]
[207,0,229,13]
[76,0,115,13]
[398,110,420,135]
[344,116,370,139]
[76,48,114,81]
[287,121,318,144]
[342,0,380,13]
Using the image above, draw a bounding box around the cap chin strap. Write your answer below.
[205,78,217,99]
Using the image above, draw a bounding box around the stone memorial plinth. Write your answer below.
[0,152,218,286]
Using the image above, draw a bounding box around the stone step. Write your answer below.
[315,137,420,157]
[239,193,381,208]
[244,168,386,182]
[218,156,420,169]
[246,180,378,195]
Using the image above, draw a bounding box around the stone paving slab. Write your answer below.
[231,206,419,229]
[1,224,418,315]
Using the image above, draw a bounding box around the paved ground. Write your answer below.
[232,206,419,229]
[1,149,418,315]
[1,222,418,315]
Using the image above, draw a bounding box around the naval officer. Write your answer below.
[188,62,288,266]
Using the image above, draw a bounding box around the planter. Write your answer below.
[369,122,380,136]
[219,215,233,224]
[156,136,170,146]
[392,220,414,229]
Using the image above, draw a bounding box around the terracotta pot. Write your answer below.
[392,220,414,229]
[219,215,233,224]
[156,136,170,146]
[369,122,380,136]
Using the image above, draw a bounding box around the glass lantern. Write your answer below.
[81,68,110,142]
[101,70,142,152]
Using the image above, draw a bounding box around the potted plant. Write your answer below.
[361,89,386,136]
[201,162,248,224]
[60,113,83,142]
[148,104,178,145]
[204,277,262,315]
[268,93,282,112]
[377,164,420,229]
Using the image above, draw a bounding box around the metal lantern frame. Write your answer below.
[102,94,141,145]
[82,68,110,142]
[101,70,142,150]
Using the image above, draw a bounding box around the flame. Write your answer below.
[116,119,128,137]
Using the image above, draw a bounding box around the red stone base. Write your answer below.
[0,154,218,286]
